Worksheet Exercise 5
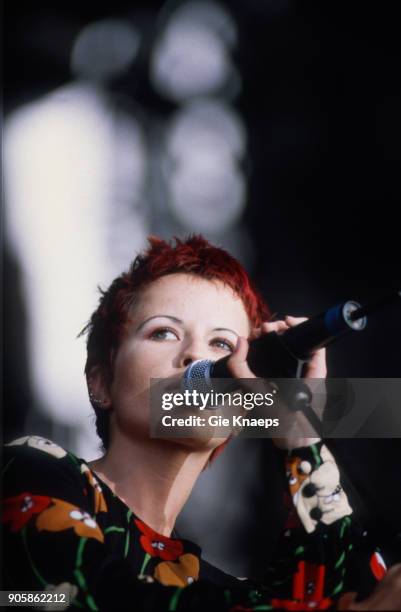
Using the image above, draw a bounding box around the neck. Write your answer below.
[88,432,214,537]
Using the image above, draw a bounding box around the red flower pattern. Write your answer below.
[271,561,333,610]
[370,551,387,581]
[2,492,51,532]
[134,518,184,561]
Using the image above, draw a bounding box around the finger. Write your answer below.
[303,347,327,378]
[285,315,308,327]
[250,321,289,340]
[226,336,255,379]
[249,327,262,340]
[262,320,289,334]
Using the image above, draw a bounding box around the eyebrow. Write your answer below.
[136,315,182,331]
[136,315,239,337]
[213,327,239,338]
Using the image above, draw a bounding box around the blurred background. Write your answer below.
[4,0,401,577]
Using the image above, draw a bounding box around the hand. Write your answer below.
[227,318,327,450]
[337,563,401,610]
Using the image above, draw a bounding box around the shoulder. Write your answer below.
[3,436,89,504]
[4,435,80,470]
[5,435,71,460]
[3,437,109,548]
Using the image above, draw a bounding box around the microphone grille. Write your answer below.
[182,359,214,393]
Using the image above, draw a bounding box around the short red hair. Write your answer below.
[81,235,270,457]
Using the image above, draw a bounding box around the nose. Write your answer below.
[175,338,205,370]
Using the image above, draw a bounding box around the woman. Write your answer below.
[2,235,401,610]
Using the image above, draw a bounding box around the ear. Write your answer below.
[87,366,112,409]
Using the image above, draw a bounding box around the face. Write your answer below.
[94,273,250,447]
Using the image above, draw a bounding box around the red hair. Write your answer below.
[81,235,270,459]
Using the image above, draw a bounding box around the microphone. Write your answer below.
[183,291,400,386]
[184,300,367,386]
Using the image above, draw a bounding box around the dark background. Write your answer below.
[4,0,401,575]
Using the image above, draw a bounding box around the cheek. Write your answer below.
[112,357,148,401]
[109,349,153,436]
[111,341,172,400]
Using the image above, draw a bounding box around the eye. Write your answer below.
[211,338,235,352]
[149,327,179,341]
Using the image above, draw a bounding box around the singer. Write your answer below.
[2,236,400,610]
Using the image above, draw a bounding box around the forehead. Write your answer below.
[132,273,251,333]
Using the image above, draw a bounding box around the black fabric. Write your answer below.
[1,436,387,610]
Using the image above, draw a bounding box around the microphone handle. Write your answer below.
[212,301,367,379]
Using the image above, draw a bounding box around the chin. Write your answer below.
[165,435,228,452]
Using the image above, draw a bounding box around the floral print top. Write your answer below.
[1,436,387,610]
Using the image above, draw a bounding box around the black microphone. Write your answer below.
[183,300,367,387]
[183,291,400,389]
[182,292,400,421]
